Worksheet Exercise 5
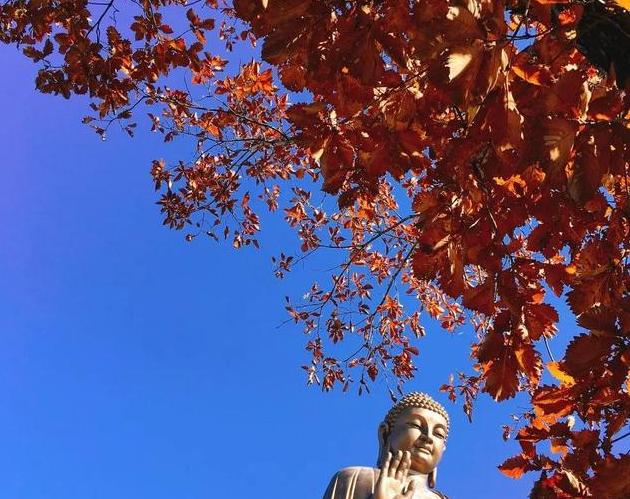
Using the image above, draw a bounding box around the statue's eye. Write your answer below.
[408,423,422,429]
[434,432,446,439]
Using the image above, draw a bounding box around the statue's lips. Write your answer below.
[413,446,433,456]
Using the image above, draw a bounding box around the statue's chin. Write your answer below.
[409,456,434,475]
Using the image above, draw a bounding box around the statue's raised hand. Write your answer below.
[373,451,417,499]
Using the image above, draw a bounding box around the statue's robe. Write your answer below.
[322,467,449,499]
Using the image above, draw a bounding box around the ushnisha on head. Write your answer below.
[377,392,450,488]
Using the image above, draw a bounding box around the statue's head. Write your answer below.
[377,392,449,486]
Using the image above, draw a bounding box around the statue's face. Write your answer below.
[385,407,447,474]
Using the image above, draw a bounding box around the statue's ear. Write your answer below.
[428,467,437,488]
[376,422,389,466]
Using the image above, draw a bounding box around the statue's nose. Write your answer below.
[417,432,433,445]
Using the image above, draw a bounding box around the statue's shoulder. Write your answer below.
[322,466,378,499]
[336,466,378,479]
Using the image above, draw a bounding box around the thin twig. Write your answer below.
[612,431,630,444]
[317,213,423,250]
[543,336,555,362]
[86,0,115,38]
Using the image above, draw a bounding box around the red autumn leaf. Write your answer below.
[515,343,543,387]
[567,129,606,204]
[543,264,570,297]
[476,315,509,363]
[587,88,624,121]
[439,240,465,298]
[285,102,327,129]
[526,224,557,258]
[498,454,531,479]
[517,424,551,445]
[532,0,573,4]
[524,303,559,340]
[567,274,619,316]
[411,247,444,282]
[564,332,614,377]
[279,64,307,91]
[511,51,554,87]
[319,135,354,194]
[576,305,617,333]
[605,410,629,442]
[572,239,618,279]
[539,117,577,173]
[550,438,569,457]
[463,277,496,315]
[571,429,599,449]
[479,80,524,159]
[532,385,576,421]
[398,128,428,161]
[591,455,630,499]
[543,71,591,119]
[441,41,507,110]
[482,349,520,401]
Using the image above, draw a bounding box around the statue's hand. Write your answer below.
[373,451,417,499]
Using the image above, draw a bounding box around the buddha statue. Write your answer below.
[323,392,450,499]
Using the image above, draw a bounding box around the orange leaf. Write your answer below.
[546,361,575,386]
[494,174,526,196]
[550,438,569,457]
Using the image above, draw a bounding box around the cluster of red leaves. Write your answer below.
[3,0,630,495]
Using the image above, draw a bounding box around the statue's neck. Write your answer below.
[407,471,431,489]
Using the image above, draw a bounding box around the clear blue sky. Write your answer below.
[0,45,570,498]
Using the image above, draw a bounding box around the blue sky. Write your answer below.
[0,42,566,498]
